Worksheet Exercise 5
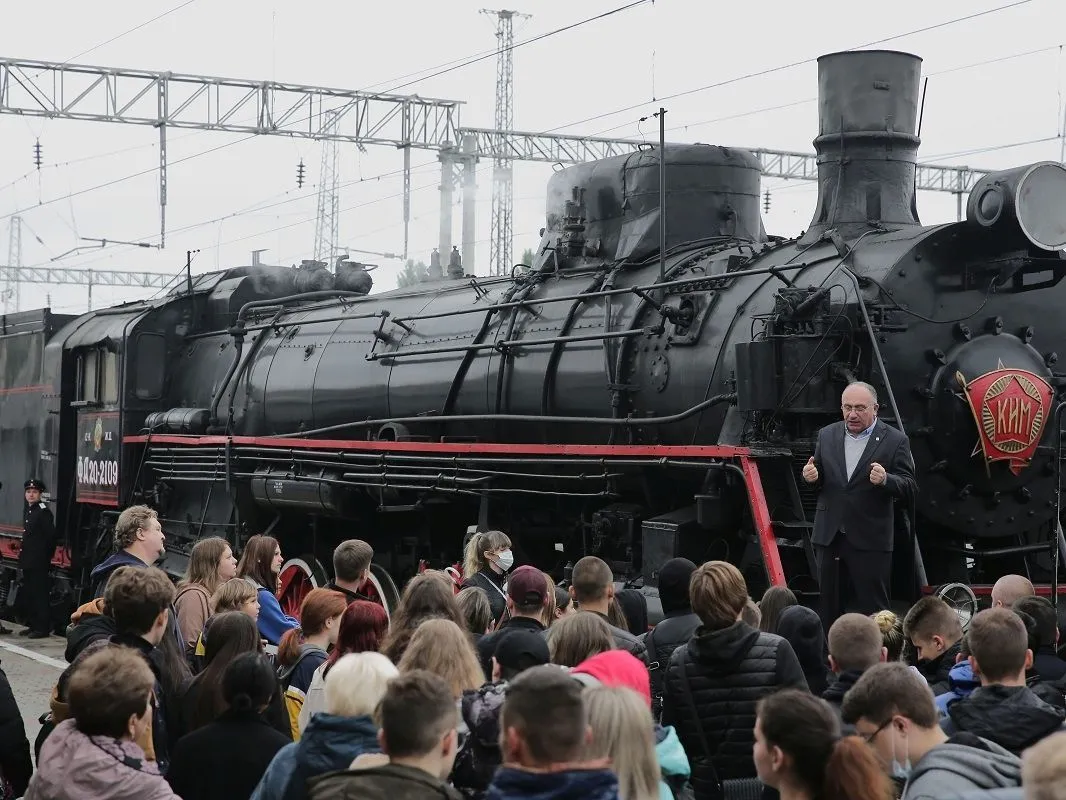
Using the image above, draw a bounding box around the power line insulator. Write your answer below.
[296,159,306,189]
[33,139,42,170]
[763,188,771,214]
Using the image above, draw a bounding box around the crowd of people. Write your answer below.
[0,506,1065,800]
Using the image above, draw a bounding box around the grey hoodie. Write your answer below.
[903,736,1021,800]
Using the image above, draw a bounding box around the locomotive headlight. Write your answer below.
[966,161,1066,251]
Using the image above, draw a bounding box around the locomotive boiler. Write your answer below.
[2,48,1066,621]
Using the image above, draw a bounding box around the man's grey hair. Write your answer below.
[844,381,878,404]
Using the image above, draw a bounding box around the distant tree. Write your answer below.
[397,259,429,288]
[520,247,535,266]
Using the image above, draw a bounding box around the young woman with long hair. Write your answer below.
[758,585,798,634]
[582,685,662,800]
[460,530,513,625]
[276,588,347,740]
[397,618,484,701]
[754,689,895,800]
[297,599,390,734]
[177,611,289,740]
[174,537,238,650]
[236,535,299,645]
[167,653,290,800]
[548,611,616,667]
[380,571,466,663]
[456,586,493,640]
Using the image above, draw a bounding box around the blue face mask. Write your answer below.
[890,726,912,782]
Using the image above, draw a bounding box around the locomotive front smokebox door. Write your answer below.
[75,410,121,507]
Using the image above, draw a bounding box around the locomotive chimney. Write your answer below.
[800,50,923,245]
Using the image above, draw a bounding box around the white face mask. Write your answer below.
[495,549,515,571]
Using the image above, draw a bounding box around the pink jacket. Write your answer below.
[24,719,178,800]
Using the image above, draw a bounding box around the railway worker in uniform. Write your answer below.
[19,477,56,639]
[802,381,917,625]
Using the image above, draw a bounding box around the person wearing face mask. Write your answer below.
[461,531,514,627]
[842,662,1021,800]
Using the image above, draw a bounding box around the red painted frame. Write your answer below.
[923,584,1066,598]
[124,434,787,587]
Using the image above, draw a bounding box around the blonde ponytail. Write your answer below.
[463,533,484,579]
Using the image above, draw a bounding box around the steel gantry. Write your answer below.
[0,264,176,310]
[0,56,463,254]
[0,56,992,280]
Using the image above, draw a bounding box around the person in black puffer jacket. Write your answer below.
[941,608,1066,755]
[662,562,807,799]
[640,559,700,720]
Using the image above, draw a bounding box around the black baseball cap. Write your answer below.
[494,629,550,673]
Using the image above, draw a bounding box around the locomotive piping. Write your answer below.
[206,290,367,429]
[273,393,737,439]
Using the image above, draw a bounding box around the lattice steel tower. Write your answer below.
[481,9,530,276]
[3,216,22,313]
[313,109,341,264]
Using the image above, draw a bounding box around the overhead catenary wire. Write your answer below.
[0,0,654,230]
[61,0,199,65]
[590,40,1066,140]
[544,0,1036,135]
[18,160,447,271]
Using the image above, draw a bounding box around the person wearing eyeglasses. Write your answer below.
[802,381,917,625]
[841,662,1021,800]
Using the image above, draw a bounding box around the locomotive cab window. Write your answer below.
[133,333,166,400]
[76,347,120,405]
[78,349,99,403]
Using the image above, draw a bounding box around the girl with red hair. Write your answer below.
[297,600,389,734]
[276,588,347,740]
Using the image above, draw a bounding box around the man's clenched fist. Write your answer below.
[870,462,887,485]
[802,456,819,483]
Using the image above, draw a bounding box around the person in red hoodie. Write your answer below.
[570,651,693,800]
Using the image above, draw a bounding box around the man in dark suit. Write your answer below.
[802,381,916,625]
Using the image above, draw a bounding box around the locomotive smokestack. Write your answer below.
[801,50,923,244]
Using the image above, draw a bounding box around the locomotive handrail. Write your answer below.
[272,393,737,438]
[388,260,826,326]
[836,264,905,435]
[364,325,658,361]
[836,261,928,590]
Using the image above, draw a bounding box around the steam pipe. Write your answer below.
[275,393,737,439]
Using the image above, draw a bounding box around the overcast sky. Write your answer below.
[0,0,1062,314]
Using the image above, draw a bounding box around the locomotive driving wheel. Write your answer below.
[363,564,402,621]
[934,582,980,631]
[278,555,402,620]
[278,555,328,618]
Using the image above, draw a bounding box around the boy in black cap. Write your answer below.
[453,630,550,799]
[475,565,550,680]
[19,478,55,638]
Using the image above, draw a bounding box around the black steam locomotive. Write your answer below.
[3,48,1065,621]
